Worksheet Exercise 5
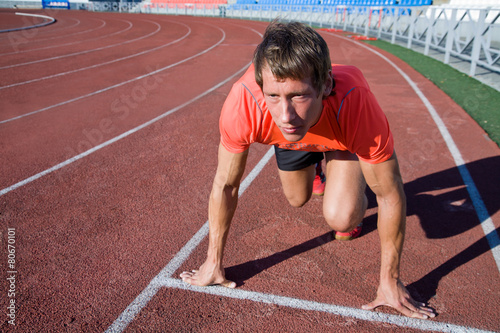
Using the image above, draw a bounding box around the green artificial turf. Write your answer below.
[364,39,500,148]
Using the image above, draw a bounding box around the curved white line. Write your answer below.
[326,32,500,271]
[35,17,82,40]
[0,21,191,90]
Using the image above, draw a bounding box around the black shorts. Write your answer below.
[274,146,324,171]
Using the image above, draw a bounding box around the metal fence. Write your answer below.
[1,0,499,76]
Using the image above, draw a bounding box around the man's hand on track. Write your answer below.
[180,262,236,289]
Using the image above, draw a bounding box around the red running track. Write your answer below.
[0,8,499,333]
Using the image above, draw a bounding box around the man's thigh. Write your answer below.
[278,165,315,207]
[274,147,323,207]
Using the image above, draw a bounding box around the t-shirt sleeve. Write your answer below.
[219,83,260,153]
[337,86,394,164]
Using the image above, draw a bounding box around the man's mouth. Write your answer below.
[281,126,300,134]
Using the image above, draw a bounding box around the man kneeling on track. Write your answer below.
[180,20,435,319]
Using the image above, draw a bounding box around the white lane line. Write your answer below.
[17,17,82,43]
[340,36,500,272]
[0,61,251,197]
[104,147,275,333]
[160,278,496,333]
[0,23,225,125]
[0,21,191,90]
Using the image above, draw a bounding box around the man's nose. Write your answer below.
[281,100,296,124]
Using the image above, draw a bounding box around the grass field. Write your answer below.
[364,39,500,148]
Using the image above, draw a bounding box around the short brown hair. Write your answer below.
[253,21,332,94]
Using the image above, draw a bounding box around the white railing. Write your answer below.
[353,5,500,76]
[139,2,225,16]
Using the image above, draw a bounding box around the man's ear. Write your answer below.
[323,70,333,97]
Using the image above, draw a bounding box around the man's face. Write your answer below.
[262,65,331,142]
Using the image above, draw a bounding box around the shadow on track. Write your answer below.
[407,227,499,302]
[404,155,500,302]
[405,156,499,240]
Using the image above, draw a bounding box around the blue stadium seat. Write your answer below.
[237,0,256,4]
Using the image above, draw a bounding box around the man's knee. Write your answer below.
[323,195,367,231]
[323,206,362,232]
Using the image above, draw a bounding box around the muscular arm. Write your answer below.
[360,152,435,319]
[180,144,248,287]
[361,153,406,282]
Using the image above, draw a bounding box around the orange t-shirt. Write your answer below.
[219,64,394,164]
